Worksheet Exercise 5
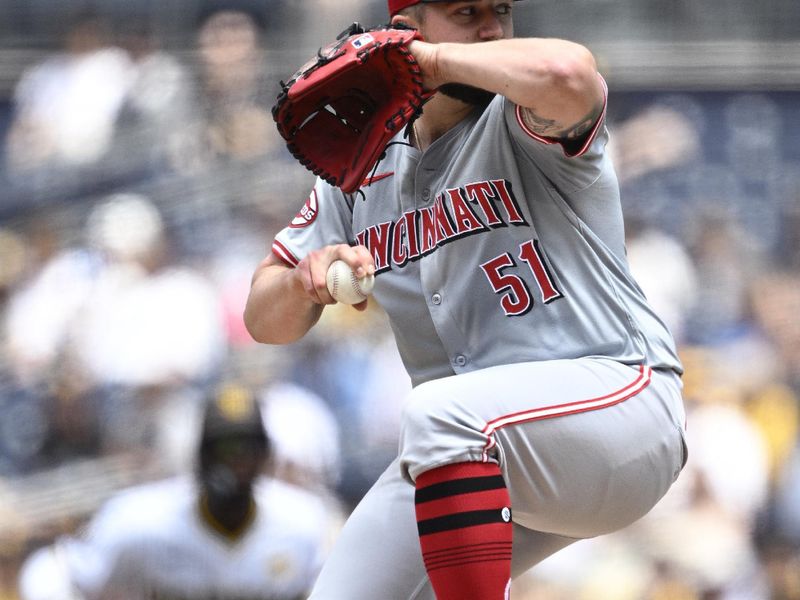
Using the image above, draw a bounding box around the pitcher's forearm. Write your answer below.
[244,262,322,345]
[413,38,603,136]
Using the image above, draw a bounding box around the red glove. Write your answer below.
[273,23,434,194]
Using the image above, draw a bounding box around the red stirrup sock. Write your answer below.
[415,462,513,600]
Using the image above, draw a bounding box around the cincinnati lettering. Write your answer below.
[356,179,528,273]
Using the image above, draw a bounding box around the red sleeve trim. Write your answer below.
[271,239,299,268]
[514,74,608,158]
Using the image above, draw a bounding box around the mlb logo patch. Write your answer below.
[351,34,374,49]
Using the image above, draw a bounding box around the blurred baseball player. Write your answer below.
[18,383,336,600]
[245,0,688,598]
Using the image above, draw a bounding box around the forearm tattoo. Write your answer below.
[520,101,604,141]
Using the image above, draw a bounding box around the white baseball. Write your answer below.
[326,260,375,305]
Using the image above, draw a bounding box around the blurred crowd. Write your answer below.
[0,2,799,599]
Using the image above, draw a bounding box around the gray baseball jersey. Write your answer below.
[272,88,688,598]
[272,87,682,387]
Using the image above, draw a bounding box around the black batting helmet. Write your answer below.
[200,382,268,445]
[198,383,269,499]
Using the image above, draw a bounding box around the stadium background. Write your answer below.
[1,0,799,597]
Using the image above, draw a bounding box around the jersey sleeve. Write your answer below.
[254,479,344,596]
[17,544,86,600]
[271,178,355,268]
[58,503,134,599]
[60,486,166,600]
[503,74,610,193]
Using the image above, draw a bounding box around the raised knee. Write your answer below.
[399,382,452,441]
[398,382,487,483]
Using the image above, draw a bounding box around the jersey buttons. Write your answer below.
[454,355,467,367]
[431,293,442,305]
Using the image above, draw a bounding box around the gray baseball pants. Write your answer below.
[309,358,687,599]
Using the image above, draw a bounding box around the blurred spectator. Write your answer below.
[4,10,132,173]
[625,215,698,344]
[758,442,800,600]
[157,1,309,259]
[72,193,225,387]
[17,382,339,600]
[0,227,30,304]
[682,398,769,523]
[107,19,195,181]
[683,208,766,345]
[260,381,343,493]
[3,232,99,385]
[778,196,800,270]
[609,102,702,185]
[2,193,226,466]
[724,94,782,185]
[610,94,707,237]
[21,352,103,471]
[0,371,49,476]
[186,3,282,168]
[749,271,800,392]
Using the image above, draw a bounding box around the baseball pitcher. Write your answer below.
[246,1,688,598]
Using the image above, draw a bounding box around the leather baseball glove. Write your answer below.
[273,23,434,194]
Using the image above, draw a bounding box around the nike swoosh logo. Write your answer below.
[361,172,394,187]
